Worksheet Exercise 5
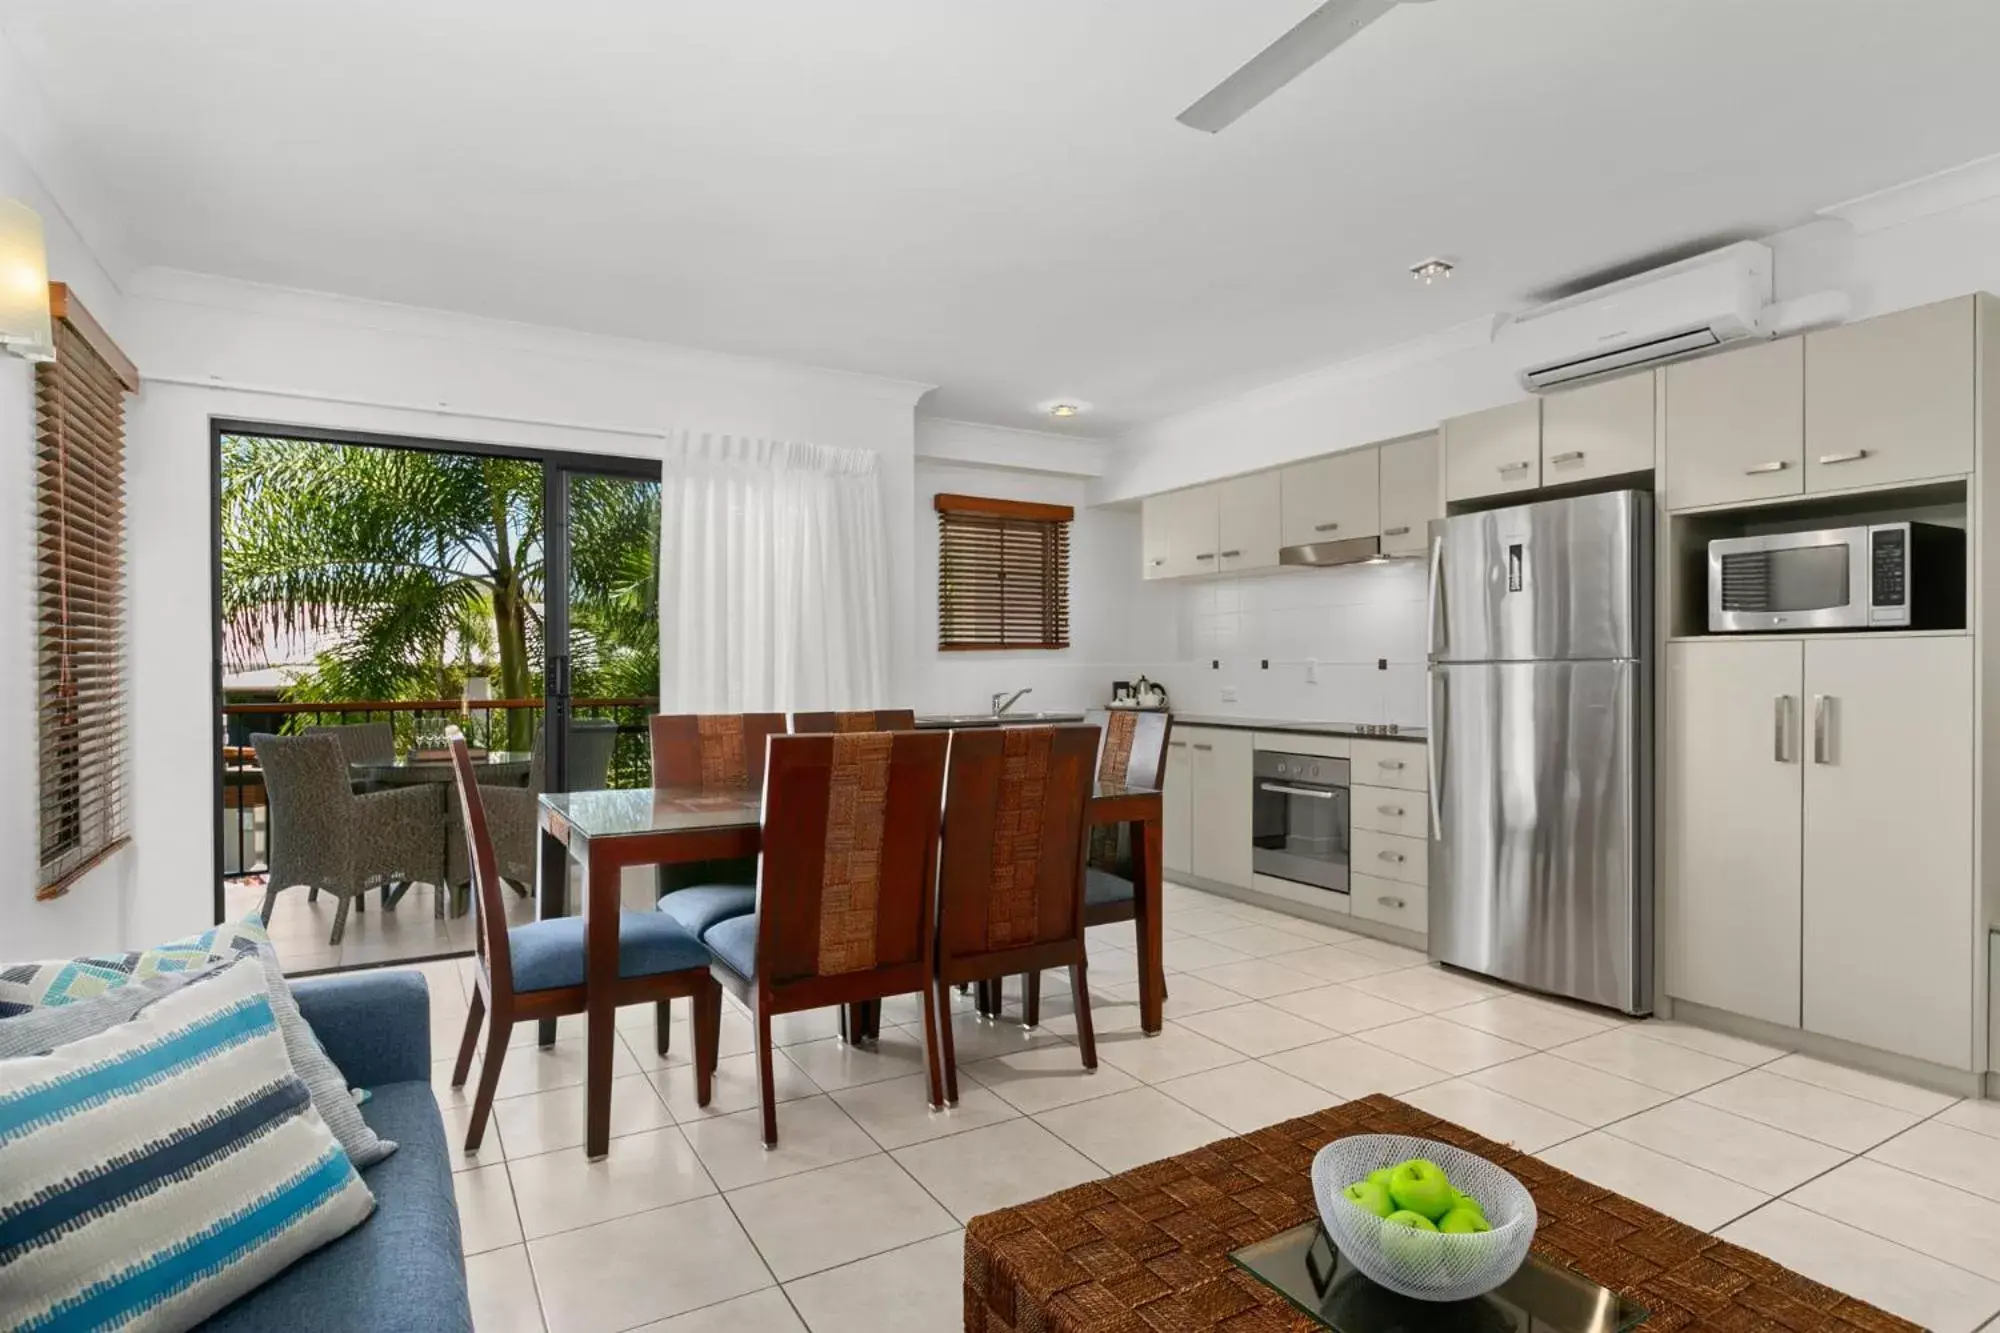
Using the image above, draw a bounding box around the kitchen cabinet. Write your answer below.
[1800,635,1973,1069]
[1444,400,1543,502]
[1183,725,1253,888]
[1351,783,1426,839]
[1352,739,1425,792]
[1806,296,1975,492]
[1377,433,1440,558]
[1280,449,1379,550]
[1353,828,1425,888]
[1540,370,1656,487]
[1140,487,1219,580]
[1664,639,1803,1030]
[1140,493,1174,580]
[1663,337,1804,511]
[1161,736,1193,875]
[1217,473,1281,573]
[1351,872,1427,934]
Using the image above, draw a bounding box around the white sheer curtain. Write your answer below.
[658,434,891,712]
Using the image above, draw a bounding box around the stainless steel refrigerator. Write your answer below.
[1426,489,1653,1015]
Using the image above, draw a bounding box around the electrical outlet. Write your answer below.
[1221,685,1239,703]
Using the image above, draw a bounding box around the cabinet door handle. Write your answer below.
[1745,460,1791,475]
[1383,525,1411,537]
[1548,450,1585,465]
[1148,558,1166,567]
[1377,850,1405,864]
[1818,450,1869,466]
[1377,895,1407,910]
[1192,743,1214,752]
[1167,741,1186,749]
[1773,695,1795,763]
[1220,549,1242,558]
[1378,804,1405,817]
[1194,552,1217,562]
[1377,759,1406,771]
[1812,695,1832,764]
[1498,460,1534,474]
[1314,522,1340,533]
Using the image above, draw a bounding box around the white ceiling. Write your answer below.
[7,1,2000,434]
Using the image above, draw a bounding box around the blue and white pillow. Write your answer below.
[0,956,376,1332]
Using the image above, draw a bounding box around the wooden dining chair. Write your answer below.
[789,709,918,733]
[1016,709,1173,1024]
[650,712,790,941]
[934,725,1101,1104]
[447,734,720,1151]
[693,729,951,1145]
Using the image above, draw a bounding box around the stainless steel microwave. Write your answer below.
[1707,522,1964,632]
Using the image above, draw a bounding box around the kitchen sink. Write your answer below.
[915,711,1088,728]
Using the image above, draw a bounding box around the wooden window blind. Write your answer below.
[935,493,1072,651]
[35,284,139,897]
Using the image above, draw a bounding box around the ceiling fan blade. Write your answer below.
[1176,0,1402,133]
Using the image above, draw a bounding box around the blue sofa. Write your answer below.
[200,970,473,1332]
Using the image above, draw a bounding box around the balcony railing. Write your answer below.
[219,696,656,880]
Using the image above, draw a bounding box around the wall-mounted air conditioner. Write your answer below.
[1499,242,1776,392]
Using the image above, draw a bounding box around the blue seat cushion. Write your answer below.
[657,884,757,938]
[199,1081,470,1332]
[705,913,758,980]
[508,912,708,993]
[1085,866,1136,907]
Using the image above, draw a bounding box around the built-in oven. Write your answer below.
[1251,750,1350,894]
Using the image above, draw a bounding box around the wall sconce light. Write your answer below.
[0,198,54,363]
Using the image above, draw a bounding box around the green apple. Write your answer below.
[1438,1206,1491,1234]
[1366,1167,1396,1191]
[1342,1180,1394,1218]
[1449,1188,1485,1218]
[1387,1158,1455,1221]
[1379,1210,1444,1268]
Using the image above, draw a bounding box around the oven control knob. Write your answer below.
[1310,764,1321,779]
[1276,762,1289,776]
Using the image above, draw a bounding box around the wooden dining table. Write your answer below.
[535,777,1164,1158]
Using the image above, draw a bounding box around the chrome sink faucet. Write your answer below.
[991,687,1032,716]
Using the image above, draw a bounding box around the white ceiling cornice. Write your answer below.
[1817,151,2000,235]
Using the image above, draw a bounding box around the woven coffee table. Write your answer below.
[963,1093,1917,1332]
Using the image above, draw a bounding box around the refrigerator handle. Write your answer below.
[1427,668,1445,838]
[1426,532,1445,659]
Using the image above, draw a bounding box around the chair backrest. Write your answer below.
[251,733,356,880]
[649,713,789,789]
[567,719,619,790]
[935,725,1100,978]
[1086,709,1172,788]
[303,720,395,766]
[447,734,513,986]
[752,730,949,995]
[789,709,917,734]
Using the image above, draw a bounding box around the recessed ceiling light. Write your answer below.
[1039,399,1091,419]
[1410,258,1455,284]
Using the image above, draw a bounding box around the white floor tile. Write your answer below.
[1268,983,1422,1033]
[1167,907,1248,936]
[1188,957,1326,999]
[1436,994,1616,1050]
[1399,1079,1589,1154]
[1549,1027,1746,1095]
[782,1231,965,1333]
[782,1028,934,1092]
[507,1125,715,1240]
[727,1155,955,1281]
[465,1246,547,1333]
[491,1074,674,1159]
[1346,966,1506,1013]
[437,1097,507,1171]
[1174,1001,1338,1056]
[1156,1061,1336,1133]
[1603,1097,1849,1196]
[1036,1086,1230,1173]
[1466,1053,1670,1127]
[462,1038,641,1101]
[1161,935,1253,973]
[764,1007,847,1048]
[962,1041,1139,1114]
[1278,944,1408,984]
[1692,1069,1921,1153]
[1722,1201,2000,1333]
[831,1072,1020,1150]
[892,1118,1104,1223]
[678,1094,879,1191]
[1102,972,1247,1018]
[1264,1036,1448,1099]
[1093,1023,1241,1083]
[1869,1120,2000,1205]
[455,1162,523,1254]
[1541,1132,1767,1232]
[1788,1157,2000,1281]
[1637,1020,1787,1067]
[1355,1015,1535,1075]
[940,1009,1075,1060]
[1939,1098,2000,1143]
[1203,924,1322,958]
[1763,1052,1959,1117]
[1332,938,1431,969]
[648,1047,821,1123]
[1261,917,1364,946]
[631,1289,805,1333]
[529,1195,773,1333]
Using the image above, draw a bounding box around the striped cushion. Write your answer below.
[0,957,376,1332]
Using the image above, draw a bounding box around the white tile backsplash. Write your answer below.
[1149,562,1428,725]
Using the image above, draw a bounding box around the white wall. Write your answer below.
[0,49,137,957]
[910,419,1174,715]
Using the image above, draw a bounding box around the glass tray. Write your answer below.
[1230,1222,1648,1332]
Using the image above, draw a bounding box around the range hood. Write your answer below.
[1278,534,1383,568]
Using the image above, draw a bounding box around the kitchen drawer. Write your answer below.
[1351,783,1426,839]
[1352,740,1426,791]
[1354,828,1427,886]
[1350,873,1427,933]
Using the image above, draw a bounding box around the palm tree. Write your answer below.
[221,436,545,747]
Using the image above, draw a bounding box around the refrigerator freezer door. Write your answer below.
[1428,659,1651,1014]
[1429,491,1649,663]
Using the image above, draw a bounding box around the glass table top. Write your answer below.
[1231,1223,1647,1333]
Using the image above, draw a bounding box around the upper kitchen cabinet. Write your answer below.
[1663,336,1804,511]
[1539,370,1656,487]
[1217,472,1281,573]
[1141,486,1218,580]
[1805,295,1975,492]
[1377,433,1440,558]
[1280,448,1379,550]
[1443,399,1542,502]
